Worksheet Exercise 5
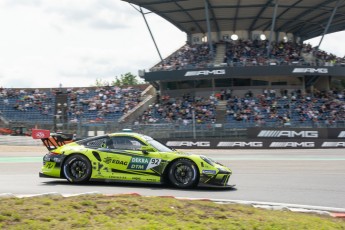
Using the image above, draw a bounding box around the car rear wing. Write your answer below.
[32,129,74,151]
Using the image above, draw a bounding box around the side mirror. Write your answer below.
[140,146,155,154]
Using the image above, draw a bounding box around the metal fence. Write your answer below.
[17,119,345,140]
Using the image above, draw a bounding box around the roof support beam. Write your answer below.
[138,6,164,62]
[267,0,279,57]
[205,0,221,36]
[276,0,336,32]
[233,0,241,32]
[204,0,214,56]
[263,0,303,31]
[174,1,205,34]
[249,0,273,31]
[317,0,342,50]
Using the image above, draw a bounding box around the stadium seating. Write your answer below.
[2,87,345,129]
[0,88,55,124]
[66,87,143,123]
[0,86,143,126]
[132,89,345,129]
[225,90,345,128]
[136,94,217,125]
[150,40,345,71]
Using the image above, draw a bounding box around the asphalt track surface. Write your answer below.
[1,146,345,209]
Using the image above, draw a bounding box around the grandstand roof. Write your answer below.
[122,0,345,41]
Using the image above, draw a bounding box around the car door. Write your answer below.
[105,136,163,183]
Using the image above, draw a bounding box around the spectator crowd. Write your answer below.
[66,86,142,123]
[136,94,218,125]
[2,86,345,128]
[225,89,345,127]
[151,39,345,71]
[0,88,54,116]
[0,86,143,124]
[133,89,345,128]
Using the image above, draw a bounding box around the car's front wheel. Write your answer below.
[168,159,199,188]
[63,154,92,183]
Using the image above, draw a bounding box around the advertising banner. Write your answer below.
[158,128,345,149]
[248,128,345,139]
[158,139,345,149]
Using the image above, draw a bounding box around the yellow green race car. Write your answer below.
[35,130,233,189]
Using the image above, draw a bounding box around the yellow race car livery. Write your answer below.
[39,132,233,188]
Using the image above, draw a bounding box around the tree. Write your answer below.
[94,72,141,87]
[94,78,110,87]
[111,72,140,87]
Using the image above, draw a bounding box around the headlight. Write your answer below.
[200,156,215,166]
[202,170,217,175]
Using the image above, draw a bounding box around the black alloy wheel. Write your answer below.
[63,155,92,183]
[168,159,198,188]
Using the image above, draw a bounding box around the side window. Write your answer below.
[84,137,110,149]
[110,137,144,150]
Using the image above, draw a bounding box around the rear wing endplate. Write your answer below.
[32,129,74,150]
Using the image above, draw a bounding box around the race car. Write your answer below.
[33,129,233,188]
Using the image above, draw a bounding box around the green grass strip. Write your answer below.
[0,157,42,163]
[0,194,344,229]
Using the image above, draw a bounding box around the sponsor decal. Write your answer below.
[202,170,217,175]
[269,142,315,147]
[32,129,50,139]
[217,142,263,147]
[104,157,127,165]
[258,130,318,138]
[184,69,226,77]
[127,157,161,170]
[322,142,345,147]
[112,160,128,165]
[35,132,45,138]
[45,162,55,169]
[166,141,210,147]
[292,68,328,74]
[109,175,127,180]
[338,131,345,138]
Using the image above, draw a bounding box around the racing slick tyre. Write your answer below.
[63,154,92,183]
[168,159,199,188]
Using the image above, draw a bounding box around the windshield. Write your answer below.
[147,139,173,152]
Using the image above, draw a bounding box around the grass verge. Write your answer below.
[0,194,344,230]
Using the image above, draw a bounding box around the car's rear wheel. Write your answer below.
[168,159,198,188]
[63,155,92,183]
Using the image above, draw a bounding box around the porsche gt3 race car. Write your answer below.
[33,130,233,188]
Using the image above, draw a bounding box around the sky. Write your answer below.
[0,0,344,89]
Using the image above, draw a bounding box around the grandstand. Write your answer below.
[0,86,151,137]
[126,0,345,98]
[122,0,345,139]
[1,1,345,143]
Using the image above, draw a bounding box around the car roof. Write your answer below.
[108,132,152,140]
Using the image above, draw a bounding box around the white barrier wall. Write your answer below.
[0,136,42,146]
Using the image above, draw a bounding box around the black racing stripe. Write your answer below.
[203,175,216,183]
[149,168,162,176]
[110,168,161,177]
[111,169,141,175]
